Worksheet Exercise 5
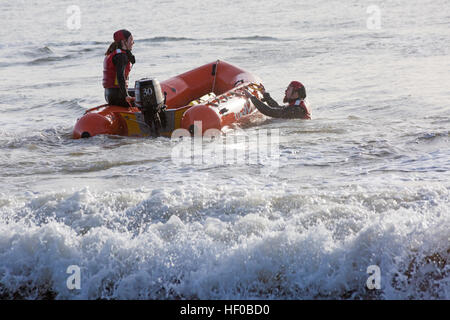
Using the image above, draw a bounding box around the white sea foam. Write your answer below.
[0,182,448,299]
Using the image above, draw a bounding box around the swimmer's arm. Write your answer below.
[262,92,283,108]
[113,53,129,99]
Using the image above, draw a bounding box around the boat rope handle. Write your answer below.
[204,82,264,107]
[248,83,264,91]
[84,104,109,114]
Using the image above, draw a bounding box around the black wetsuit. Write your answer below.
[104,50,135,107]
[250,92,311,119]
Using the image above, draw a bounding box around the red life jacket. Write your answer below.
[102,49,132,89]
[289,99,311,119]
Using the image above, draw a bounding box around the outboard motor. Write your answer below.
[135,78,167,137]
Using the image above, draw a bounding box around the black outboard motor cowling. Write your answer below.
[135,78,167,137]
[135,78,164,110]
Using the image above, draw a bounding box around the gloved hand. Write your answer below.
[259,83,266,94]
[125,96,136,107]
[262,92,271,102]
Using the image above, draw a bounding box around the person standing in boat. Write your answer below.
[245,81,311,119]
[103,29,136,108]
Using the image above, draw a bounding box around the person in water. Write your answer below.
[103,29,136,108]
[245,81,311,119]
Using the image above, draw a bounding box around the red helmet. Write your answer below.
[288,81,304,89]
[113,29,132,42]
[284,81,306,102]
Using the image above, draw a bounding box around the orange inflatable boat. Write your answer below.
[72,60,265,139]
